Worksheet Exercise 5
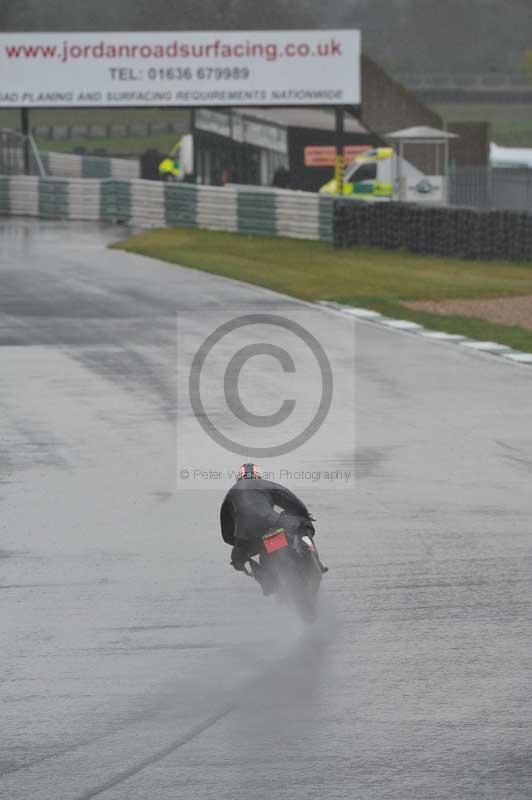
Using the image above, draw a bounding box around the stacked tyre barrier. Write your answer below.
[0,176,334,243]
[101,180,131,224]
[197,185,238,232]
[1,176,103,221]
[333,200,532,263]
[165,184,198,228]
[0,176,9,213]
[234,186,333,241]
[39,151,140,180]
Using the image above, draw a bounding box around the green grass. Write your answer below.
[113,227,532,353]
[0,107,190,128]
[0,108,190,157]
[490,122,532,148]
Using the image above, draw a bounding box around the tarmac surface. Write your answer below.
[1,218,531,800]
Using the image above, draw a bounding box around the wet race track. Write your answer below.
[1,219,531,799]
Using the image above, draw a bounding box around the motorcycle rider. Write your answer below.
[220,463,326,594]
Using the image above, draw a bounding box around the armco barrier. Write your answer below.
[333,199,532,263]
[0,176,334,242]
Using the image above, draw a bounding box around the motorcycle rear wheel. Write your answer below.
[271,547,321,624]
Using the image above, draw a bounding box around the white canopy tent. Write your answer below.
[490,142,532,169]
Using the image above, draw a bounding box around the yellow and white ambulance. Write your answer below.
[319,147,445,204]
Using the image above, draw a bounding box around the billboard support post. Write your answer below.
[21,107,30,174]
[190,108,197,180]
[335,108,344,144]
[334,108,345,194]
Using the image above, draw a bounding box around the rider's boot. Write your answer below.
[311,542,328,573]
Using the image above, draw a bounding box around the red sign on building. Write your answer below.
[304,146,338,167]
[304,145,372,167]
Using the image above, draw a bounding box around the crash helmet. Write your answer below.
[237,463,262,481]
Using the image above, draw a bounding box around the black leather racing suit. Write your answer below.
[220,479,313,569]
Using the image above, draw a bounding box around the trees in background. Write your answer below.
[0,0,313,32]
[335,0,530,75]
[0,0,529,75]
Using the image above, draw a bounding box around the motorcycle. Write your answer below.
[245,522,324,624]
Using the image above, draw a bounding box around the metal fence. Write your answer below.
[0,129,140,180]
[0,129,45,176]
[31,119,187,142]
[449,167,532,213]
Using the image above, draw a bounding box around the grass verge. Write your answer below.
[36,132,180,157]
[433,102,532,147]
[113,227,532,353]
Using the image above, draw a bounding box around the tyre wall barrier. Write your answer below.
[39,152,140,180]
[0,176,334,242]
[333,199,532,263]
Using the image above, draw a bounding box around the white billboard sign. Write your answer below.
[0,30,360,108]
